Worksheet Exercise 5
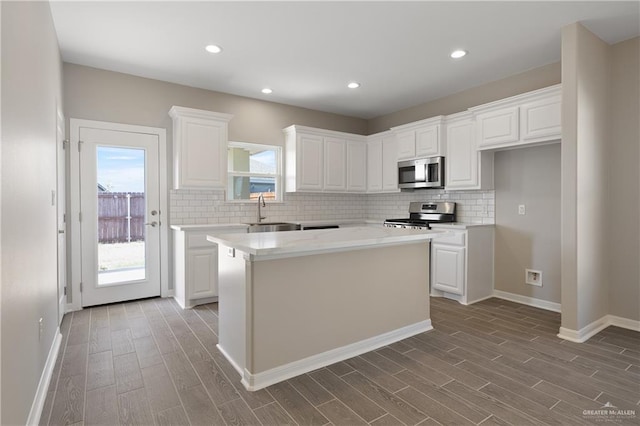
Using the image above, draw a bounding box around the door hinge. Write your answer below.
[63,213,66,223]
[64,287,67,296]
[78,140,83,152]
[79,282,83,292]
[63,139,69,150]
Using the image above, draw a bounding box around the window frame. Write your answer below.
[226,141,283,203]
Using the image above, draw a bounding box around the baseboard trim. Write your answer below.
[608,315,640,332]
[27,329,62,426]
[557,314,640,343]
[492,290,561,313]
[216,344,244,377]
[241,319,433,391]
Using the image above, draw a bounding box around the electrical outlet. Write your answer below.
[518,204,526,215]
[525,269,542,287]
[39,318,44,341]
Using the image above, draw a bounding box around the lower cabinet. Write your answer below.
[430,226,494,305]
[173,226,246,309]
[431,243,465,295]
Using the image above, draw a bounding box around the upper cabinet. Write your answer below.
[445,112,494,191]
[392,116,445,160]
[284,125,367,193]
[367,131,398,193]
[471,85,561,151]
[169,106,233,190]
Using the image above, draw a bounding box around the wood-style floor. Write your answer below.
[41,297,640,426]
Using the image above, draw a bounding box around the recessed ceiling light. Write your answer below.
[205,44,223,54]
[450,49,467,59]
[347,82,361,89]
[261,88,273,94]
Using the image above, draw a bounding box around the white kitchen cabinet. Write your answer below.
[521,93,562,142]
[475,106,520,148]
[366,137,383,192]
[445,112,494,191]
[173,226,246,309]
[169,106,233,190]
[471,85,561,151]
[432,243,465,295]
[366,131,398,193]
[396,130,416,160]
[347,140,367,191]
[284,125,367,193]
[324,137,347,191]
[392,116,445,160]
[382,135,399,191]
[429,226,494,305]
[173,230,218,309]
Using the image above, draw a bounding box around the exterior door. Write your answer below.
[56,109,67,324]
[79,127,161,306]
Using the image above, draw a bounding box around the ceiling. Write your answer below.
[49,1,639,119]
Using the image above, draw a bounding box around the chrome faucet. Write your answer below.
[257,193,266,223]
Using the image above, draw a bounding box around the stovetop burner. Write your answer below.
[384,201,456,229]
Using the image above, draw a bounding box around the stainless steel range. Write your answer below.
[384,201,456,229]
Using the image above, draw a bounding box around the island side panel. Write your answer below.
[247,242,430,374]
[217,246,249,376]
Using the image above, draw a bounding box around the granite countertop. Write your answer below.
[207,226,448,258]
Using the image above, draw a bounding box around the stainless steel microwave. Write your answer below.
[398,156,445,189]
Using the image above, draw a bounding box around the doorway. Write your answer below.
[69,119,168,309]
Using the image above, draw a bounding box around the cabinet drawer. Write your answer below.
[187,232,213,249]
[432,231,466,246]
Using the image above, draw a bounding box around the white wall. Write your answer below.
[494,144,561,304]
[561,23,611,332]
[608,37,639,321]
[1,2,63,424]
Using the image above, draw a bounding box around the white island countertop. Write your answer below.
[207,225,447,259]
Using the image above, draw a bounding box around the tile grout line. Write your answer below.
[143,300,198,426]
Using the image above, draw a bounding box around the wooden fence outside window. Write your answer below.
[98,192,145,243]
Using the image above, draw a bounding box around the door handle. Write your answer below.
[145,221,158,227]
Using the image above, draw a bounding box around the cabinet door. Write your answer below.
[324,137,347,191]
[366,138,383,192]
[431,244,465,295]
[521,96,561,141]
[476,106,519,149]
[297,134,324,190]
[382,135,398,191]
[446,120,478,189]
[347,140,366,192]
[416,125,440,157]
[187,245,218,299]
[396,130,416,160]
[177,117,227,189]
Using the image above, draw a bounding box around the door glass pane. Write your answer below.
[96,146,146,285]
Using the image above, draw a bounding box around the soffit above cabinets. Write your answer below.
[50,1,639,119]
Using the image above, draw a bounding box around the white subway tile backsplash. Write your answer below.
[169,188,495,225]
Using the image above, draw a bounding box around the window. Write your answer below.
[227,142,282,202]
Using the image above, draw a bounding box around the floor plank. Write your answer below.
[44,297,640,426]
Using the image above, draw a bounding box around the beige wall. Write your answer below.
[63,63,367,149]
[561,23,611,332]
[494,144,561,303]
[609,37,639,321]
[1,2,63,424]
[367,62,560,134]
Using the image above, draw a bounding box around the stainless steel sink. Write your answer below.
[246,222,301,233]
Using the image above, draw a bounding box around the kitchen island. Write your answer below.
[207,226,446,391]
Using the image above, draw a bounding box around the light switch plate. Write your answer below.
[518,204,526,215]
